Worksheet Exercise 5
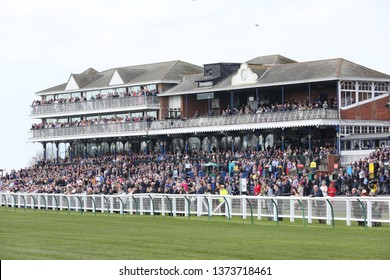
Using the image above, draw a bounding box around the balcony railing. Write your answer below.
[30,95,160,116]
[31,122,150,139]
[30,109,338,140]
[151,108,338,130]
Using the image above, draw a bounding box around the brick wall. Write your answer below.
[340,96,390,120]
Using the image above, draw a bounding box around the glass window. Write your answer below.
[131,112,143,118]
[45,118,56,123]
[116,113,129,118]
[101,114,114,119]
[374,82,388,97]
[341,81,356,90]
[85,90,100,100]
[71,92,81,98]
[357,82,372,102]
[85,115,98,120]
[147,111,157,118]
[57,93,71,100]
[45,95,54,101]
[57,117,68,123]
[341,91,356,106]
[130,86,141,95]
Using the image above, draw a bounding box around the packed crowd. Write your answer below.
[31,87,158,107]
[219,96,338,117]
[1,143,387,198]
[31,115,156,130]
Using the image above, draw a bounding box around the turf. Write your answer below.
[0,207,389,260]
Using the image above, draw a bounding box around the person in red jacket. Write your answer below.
[254,180,262,196]
[328,181,337,197]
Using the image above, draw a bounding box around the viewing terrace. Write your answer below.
[30,108,339,142]
[30,95,160,117]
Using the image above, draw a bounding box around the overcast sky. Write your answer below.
[0,0,389,171]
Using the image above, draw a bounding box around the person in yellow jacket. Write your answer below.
[219,184,228,214]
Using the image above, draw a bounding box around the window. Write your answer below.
[45,94,54,101]
[85,90,100,100]
[341,81,356,90]
[57,93,71,100]
[374,82,388,97]
[358,82,372,102]
[341,91,356,106]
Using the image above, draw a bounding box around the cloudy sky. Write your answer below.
[0,0,389,171]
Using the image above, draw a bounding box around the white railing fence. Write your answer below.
[1,193,389,227]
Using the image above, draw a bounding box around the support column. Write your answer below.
[55,141,60,162]
[69,141,73,161]
[281,86,285,111]
[281,128,285,154]
[336,125,340,155]
[308,127,312,151]
[97,141,102,157]
[256,130,259,152]
[185,95,188,119]
[83,141,87,159]
[230,91,234,111]
[113,141,117,159]
[42,142,47,161]
[185,135,188,155]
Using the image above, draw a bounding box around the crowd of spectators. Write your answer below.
[2,143,387,200]
[335,147,390,195]
[31,87,158,107]
[31,115,156,130]
[217,96,337,117]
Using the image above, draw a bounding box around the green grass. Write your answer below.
[1,207,389,260]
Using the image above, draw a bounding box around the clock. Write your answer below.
[241,69,247,80]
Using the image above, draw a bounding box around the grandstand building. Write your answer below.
[29,54,390,165]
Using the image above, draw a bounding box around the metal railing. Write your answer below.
[31,121,150,139]
[31,95,160,116]
[30,109,338,140]
[1,193,388,227]
[151,109,337,130]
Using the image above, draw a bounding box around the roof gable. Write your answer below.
[65,75,79,90]
[109,70,124,86]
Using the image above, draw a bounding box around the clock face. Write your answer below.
[241,69,247,80]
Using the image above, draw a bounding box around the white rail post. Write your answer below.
[346,199,351,226]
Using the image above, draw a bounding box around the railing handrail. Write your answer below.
[1,192,388,227]
[31,95,159,115]
[30,108,338,139]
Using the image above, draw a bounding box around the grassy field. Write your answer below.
[1,207,389,260]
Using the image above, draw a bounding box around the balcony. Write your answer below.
[30,109,339,141]
[149,108,339,133]
[30,96,160,117]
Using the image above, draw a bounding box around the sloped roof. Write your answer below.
[246,54,297,65]
[71,72,104,89]
[258,58,390,85]
[160,57,390,96]
[37,60,203,94]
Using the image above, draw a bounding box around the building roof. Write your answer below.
[36,60,203,94]
[246,54,297,65]
[159,56,390,96]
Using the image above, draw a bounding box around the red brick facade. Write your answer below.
[340,95,390,120]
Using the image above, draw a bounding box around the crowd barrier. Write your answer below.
[1,193,389,227]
